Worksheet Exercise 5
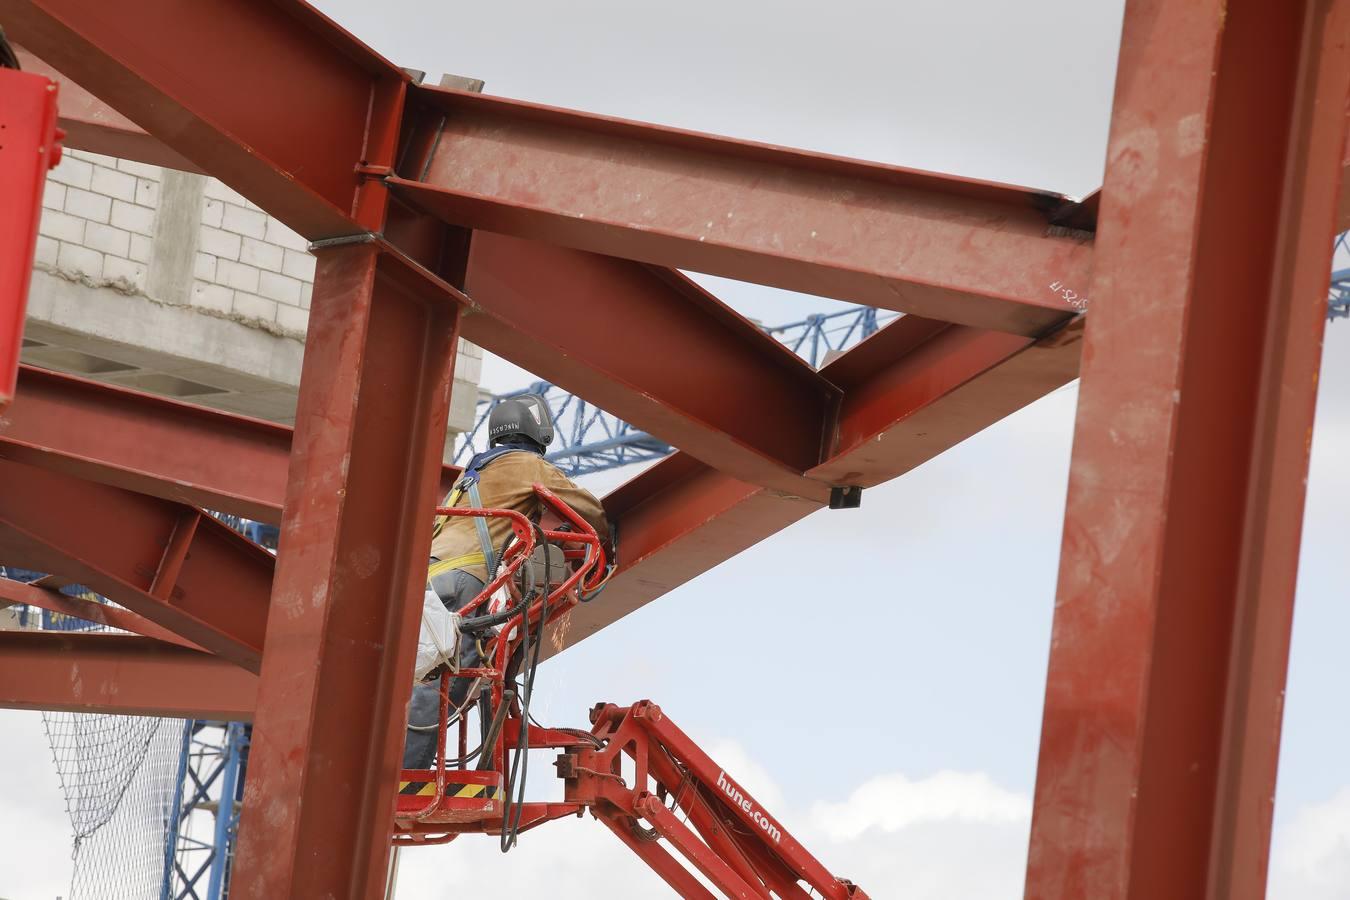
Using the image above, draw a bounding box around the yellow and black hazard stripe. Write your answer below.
[398,780,501,800]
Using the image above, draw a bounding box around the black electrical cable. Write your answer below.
[499,522,550,853]
[511,530,550,844]
[459,530,541,633]
[578,521,618,603]
[526,711,605,749]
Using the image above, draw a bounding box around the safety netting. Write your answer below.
[1,566,188,899]
[43,712,187,899]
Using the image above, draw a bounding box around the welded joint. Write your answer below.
[355,162,394,179]
[150,508,200,601]
[1045,224,1095,242]
[1030,313,1087,349]
[309,232,380,251]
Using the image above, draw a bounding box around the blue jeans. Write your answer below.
[402,567,486,769]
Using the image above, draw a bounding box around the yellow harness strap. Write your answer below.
[427,554,485,579]
[429,485,464,542]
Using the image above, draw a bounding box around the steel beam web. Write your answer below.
[232,244,463,899]
[457,303,899,474]
[1026,0,1350,897]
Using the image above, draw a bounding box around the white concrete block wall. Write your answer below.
[38,149,158,294]
[194,179,314,335]
[31,150,485,433]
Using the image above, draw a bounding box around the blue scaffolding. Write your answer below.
[160,722,249,900]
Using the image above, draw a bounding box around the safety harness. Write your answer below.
[428,446,532,582]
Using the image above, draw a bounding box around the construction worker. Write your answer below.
[403,394,611,769]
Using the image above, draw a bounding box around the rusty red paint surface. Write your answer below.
[0,365,464,523]
[0,310,1080,671]
[0,631,257,720]
[463,232,838,499]
[1,365,293,520]
[233,245,461,899]
[395,85,1089,335]
[0,575,205,650]
[0,0,404,237]
[0,1,1342,896]
[0,458,273,671]
[1026,1,1349,897]
[12,45,202,173]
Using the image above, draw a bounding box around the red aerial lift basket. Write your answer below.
[393,483,608,832]
[391,485,869,898]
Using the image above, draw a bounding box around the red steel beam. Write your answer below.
[0,458,273,671]
[233,244,461,899]
[0,0,405,237]
[17,37,848,498]
[0,365,463,524]
[0,631,257,720]
[0,574,204,650]
[812,315,1082,486]
[10,3,1089,336]
[1340,136,1350,232]
[393,84,1091,336]
[461,234,839,499]
[1025,1,1349,898]
[1,365,292,522]
[12,44,202,174]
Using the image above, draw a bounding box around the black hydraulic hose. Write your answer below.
[578,521,617,603]
[500,526,550,853]
[499,599,529,851]
[460,524,545,633]
[459,595,532,633]
[475,690,514,772]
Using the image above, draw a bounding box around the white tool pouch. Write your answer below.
[414,587,462,683]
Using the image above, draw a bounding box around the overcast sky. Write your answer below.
[4,1,1349,898]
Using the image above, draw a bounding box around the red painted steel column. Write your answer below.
[231,243,461,898]
[1026,1,1350,898]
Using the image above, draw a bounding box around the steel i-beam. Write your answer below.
[0,631,257,720]
[392,85,1091,335]
[1026,0,1350,897]
[231,242,463,899]
[0,459,273,671]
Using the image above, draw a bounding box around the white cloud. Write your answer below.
[811,770,1031,842]
[1269,786,1350,900]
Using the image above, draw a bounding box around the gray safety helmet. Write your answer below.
[488,394,555,450]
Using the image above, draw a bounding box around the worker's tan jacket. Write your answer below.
[429,450,610,584]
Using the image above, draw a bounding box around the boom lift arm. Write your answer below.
[393,487,867,899]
